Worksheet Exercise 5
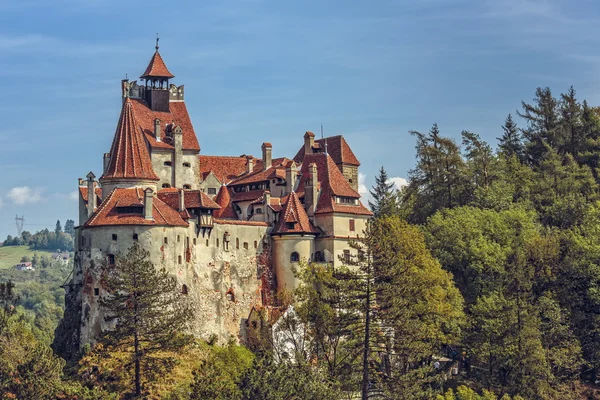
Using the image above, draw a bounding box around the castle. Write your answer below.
[55,44,372,355]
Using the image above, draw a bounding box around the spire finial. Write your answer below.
[155,33,160,51]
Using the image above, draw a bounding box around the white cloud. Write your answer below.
[388,177,408,191]
[68,190,78,201]
[358,173,369,198]
[7,186,43,205]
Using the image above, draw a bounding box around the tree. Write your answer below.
[559,86,583,156]
[518,87,560,164]
[369,167,398,218]
[190,343,255,400]
[20,255,31,263]
[55,220,62,235]
[498,114,524,161]
[99,243,194,397]
[64,219,75,237]
[31,253,40,268]
[0,280,19,337]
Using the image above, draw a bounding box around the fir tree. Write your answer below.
[100,243,194,397]
[498,113,523,161]
[63,219,75,237]
[54,220,62,235]
[369,167,398,218]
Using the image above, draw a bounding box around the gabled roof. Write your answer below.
[140,51,175,79]
[297,153,372,216]
[199,155,252,184]
[157,189,220,210]
[101,99,159,182]
[213,185,238,219]
[131,98,200,152]
[272,192,318,235]
[84,188,188,227]
[229,158,291,186]
[293,135,360,166]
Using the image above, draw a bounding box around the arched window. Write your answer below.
[182,284,188,295]
[290,252,300,262]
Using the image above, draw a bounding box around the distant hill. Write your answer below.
[0,245,55,270]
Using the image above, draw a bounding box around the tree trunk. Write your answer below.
[361,263,372,400]
[134,330,141,397]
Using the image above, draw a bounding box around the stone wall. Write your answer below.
[341,164,359,192]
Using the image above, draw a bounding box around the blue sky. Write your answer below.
[1,0,599,239]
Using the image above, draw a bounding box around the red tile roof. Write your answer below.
[84,188,188,227]
[297,153,372,216]
[213,185,238,219]
[272,191,318,235]
[229,158,291,186]
[129,99,200,152]
[79,187,103,205]
[101,99,159,182]
[293,135,360,166]
[231,189,265,203]
[140,51,175,79]
[157,189,220,210]
[199,155,251,184]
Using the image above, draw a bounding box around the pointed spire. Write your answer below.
[272,191,317,234]
[213,185,237,219]
[140,37,174,79]
[100,99,159,182]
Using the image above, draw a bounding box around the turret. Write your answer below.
[140,37,174,112]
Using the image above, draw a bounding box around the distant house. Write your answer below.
[51,252,70,265]
[15,262,34,271]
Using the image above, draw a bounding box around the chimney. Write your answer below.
[305,163,318,217]
[78,178,85,186]
[264,190,271,223]
[154,119,161,142]
[246,156,254,174]
[262,142,272,171]
[304,131,315,154]
[103,153,111,174]
[179,189,185,212]
[144,188,154,221]
[285,163,296,194]
[173,126,183,187]
[86,172,96,217]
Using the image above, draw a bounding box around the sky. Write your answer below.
[1,0,600,239]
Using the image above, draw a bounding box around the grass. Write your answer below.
[0,245,54,269]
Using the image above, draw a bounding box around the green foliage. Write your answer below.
[3,227,74,251]
[99,242,195,397]
[189,343,254,400]
[369,166,399,217]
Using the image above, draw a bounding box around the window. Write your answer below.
[182,284,188,295]
[112,234,117,241]
[133,233,138,241]
[349,219,355,232]
[254,241,258,249]
[206,239,209,246]
[178,255,182,264]
[290,252,300,262]
[193,238,197,245]
[162,183,171,188]
[236,238,239,249]
[343,250,351,264]
[117,205,143,214]
[226,289,235,302]
[216,238,219,247]
[243,242,249,250]
[164,161,172,166]
[164,237,168,244]
[183,184,191,189]
[208,188,217,195]
[286,222,295,229]
[94,288,99,296]
[256,208,263,214]
[108,254,115,265]
[177,235,181,242]
[314,251,324,262]
[183,162,191,167]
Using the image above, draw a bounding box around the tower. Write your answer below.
[140,36,174,112]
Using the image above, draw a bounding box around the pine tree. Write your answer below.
[54,220,62,235]
[498,114,524,161]
[100,243,194,397]
[63,219,75,237]
[369,167,398,218]
[559,86,583,156]
[518,87,560,164]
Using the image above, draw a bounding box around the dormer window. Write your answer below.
[286,222,295,229]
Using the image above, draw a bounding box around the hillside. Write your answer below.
[0,245,55,269]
